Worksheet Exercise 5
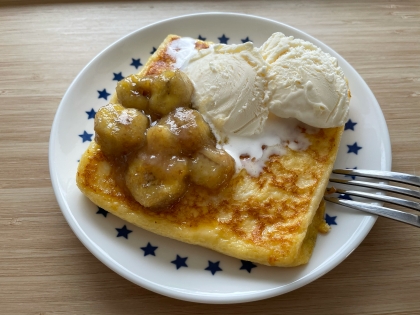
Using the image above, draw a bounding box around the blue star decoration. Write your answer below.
[96,207,108,217]
[241,36,252,43]
[338,193,353,200]
[218,34,229,44]
[205,261,222,275]
[345,167,358,180]
[115,225,132,239]
[171,255,188,269]
[130,58,143,69]
[113,72,124,81]
[325,214,337,226]
[198,35,206,41]
[345,119,357,131]
[240,260,257,273]
[141,242,158,256]
[85,108,96,119]
[97,89,110,100]
[150,47,156,54]
[347,142,362,155]
[79,131,93,142]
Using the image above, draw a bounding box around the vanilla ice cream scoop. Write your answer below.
[184,42,269,138]
[260,32,350,128]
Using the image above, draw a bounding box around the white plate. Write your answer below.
[49,13,392,304]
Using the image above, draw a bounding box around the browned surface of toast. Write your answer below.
[77,34,343,267]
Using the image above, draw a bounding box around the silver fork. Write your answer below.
[324,169,420,227]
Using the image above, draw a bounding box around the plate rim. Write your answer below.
[49,12,392,304]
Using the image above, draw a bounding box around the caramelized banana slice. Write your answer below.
[159,108,215,155]
[149,70,194,117]
[146,124,182,156]
[189,146,235,189]
[94,104,149,157]
[116,74,152,111]
[125,153,188,208]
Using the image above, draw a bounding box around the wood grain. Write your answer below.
[0,1,419,314]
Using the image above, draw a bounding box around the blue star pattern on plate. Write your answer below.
[345,167,358,180]
[171,255,188,269]
[130,58,143,69]
[241,36,252,43]
[115,225,132,239]
[141,242,158,256]
[347,142,362,155]
[338,193,353,200]
[97,89,110,100]
[218,34,229,44]
[79,131,93,143]
[345,119,357,131]
[205,261,222,275]
[198,35,206,41]
[96,207,108,217]
[85,108,96,119]
[325,214,337,226]
[113,72,124,81]
[240,260,257,273]
[150,47,156,54]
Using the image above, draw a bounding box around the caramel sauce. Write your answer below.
[95,70,235,209]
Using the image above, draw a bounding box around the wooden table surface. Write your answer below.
[1,0,419,314]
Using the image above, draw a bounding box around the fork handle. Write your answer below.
[332,169,420,188]
[324,196,420,228]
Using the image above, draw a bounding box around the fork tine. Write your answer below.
[329,178,420,200]
[324,196,420,228]
[333,188,420,212]
[332,169,420,188]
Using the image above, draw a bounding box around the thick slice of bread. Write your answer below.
[76,35,342,267]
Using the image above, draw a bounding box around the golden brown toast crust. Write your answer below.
[110,35,210,104]
[77,35,343,267]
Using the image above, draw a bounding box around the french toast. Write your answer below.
[76,34,343,267]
